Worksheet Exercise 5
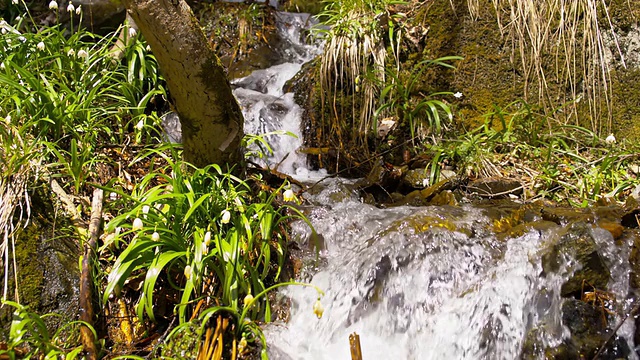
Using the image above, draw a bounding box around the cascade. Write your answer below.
[225,6,638,360]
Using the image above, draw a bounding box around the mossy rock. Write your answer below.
[0,217,80,336]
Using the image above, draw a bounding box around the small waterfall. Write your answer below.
[225,8,637,360]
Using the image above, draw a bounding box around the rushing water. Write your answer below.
[227,8,637,360]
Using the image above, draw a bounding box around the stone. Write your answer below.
[541,222,611,298]
[467,177,523,198]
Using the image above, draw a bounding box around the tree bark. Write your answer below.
[121,0,244,168]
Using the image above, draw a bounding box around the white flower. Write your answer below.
[12,0,18,5]
[132,217,143,231]
[142,205,150,214]
[313,298,324,319]
[18,36,25,42]
[453,92,463,98]
[0,20,6,27]
[605,134,616,144]
[145,45,151,52]
[204,231,211,246]
[75,5,81,15]
[151,231,160,241]
[184,265,192,280]
[1,28,7,35]
[5,114,11,123]
[48,0,58,10]
[36,41,45,51]
[283,189,295,202]
[67,48,75,57]
[128,27,137,38]
[66,2,74,12]
[135,119,144,130]
[201,241,209,255]
[77,49,88,58]
[0,63,5,70]
[221,209,231,224]
[109,192,118,201]
[15,16,22,22]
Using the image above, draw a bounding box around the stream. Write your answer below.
[223,7,638,360]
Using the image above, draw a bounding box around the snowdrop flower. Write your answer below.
[453,92,463,98]
[18,36,25,42]
[221,209,231,224]
[184,265,192,280]
[142,205,150,214]
[243,293,254,308]
[204,231,211,246]
[66,2,74,12]
[48,0,58,10]
[1,62,5,70]
[15,16,22,22]
[5,114,11,123]
[283,189,295,202]
[145,45,151,52]
[75,5,81,15]
[313,298,324,319]
[135,119,144,130]
[605,134,616,144]
[151,231,160,241]
[12,0,18,5]
[132,217,143,231]
[67,48,75,57]
[128,27,137,38]
[36,41,45,51]
[77,49,88,58]
[201,241,209,255]
[1,28,7,35]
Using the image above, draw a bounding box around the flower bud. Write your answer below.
[48,0,58,10]
[132,217,143,231]
[221,209,231,224]
[313,299,324,319]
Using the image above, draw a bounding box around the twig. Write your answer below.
[592,299,640,360]
[79,188,103,360]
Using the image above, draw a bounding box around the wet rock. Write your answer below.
[628,232,640,290]
[466,177,523,198]
[560,298,630,359]
[597,221,624,240]
[620,192,640,228]
[395,176,465,206]
[541,222,610,298]
[540,207,595,226]
[161,112,182,143]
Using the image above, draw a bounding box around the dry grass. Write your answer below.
[0,124,36,304]
[319,2,394,147]
[469,0,626,135]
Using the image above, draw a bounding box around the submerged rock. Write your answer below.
[541,222,611,298]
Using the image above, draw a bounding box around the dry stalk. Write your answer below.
[469,0,625,135]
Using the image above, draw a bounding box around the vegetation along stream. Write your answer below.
[1,0,640,359]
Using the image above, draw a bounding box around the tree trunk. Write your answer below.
[121,0,244,168]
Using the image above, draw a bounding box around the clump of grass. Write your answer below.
[467,0,626,135]
[317,0,404,145]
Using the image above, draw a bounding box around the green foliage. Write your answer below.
[0,11,164,194]
[376,56,462,141]
[0,301,92,359]
[101,149,309,324]
[423,99,639,204]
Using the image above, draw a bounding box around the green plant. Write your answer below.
[376,56,462,142]
[317,0,407,143]
[101,150,311,324]
[0,300,93,360]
